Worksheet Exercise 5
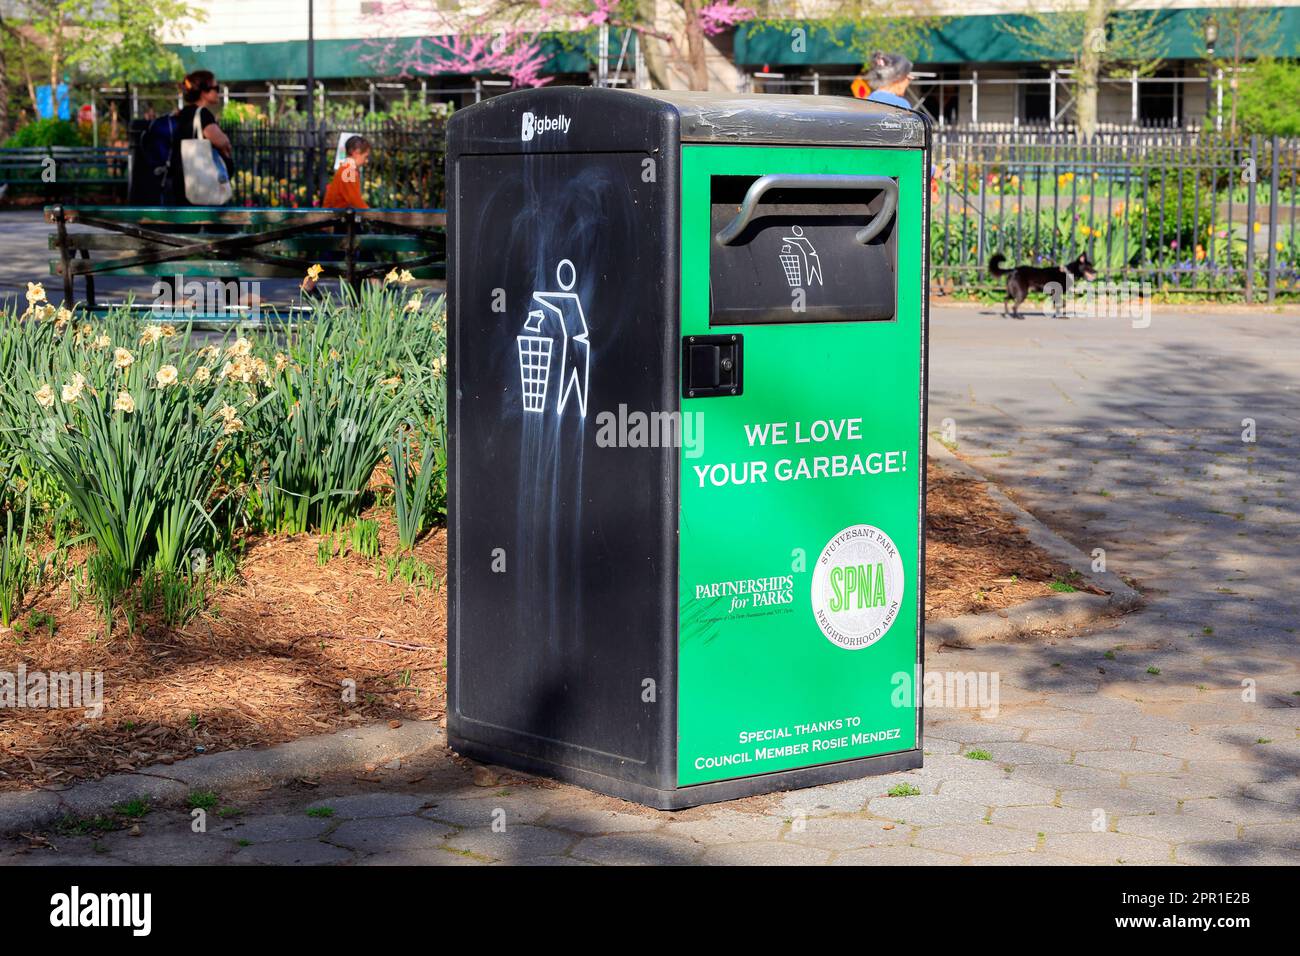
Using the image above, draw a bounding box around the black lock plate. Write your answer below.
[682,334,743,398]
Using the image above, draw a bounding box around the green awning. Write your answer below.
[735,7,1300,67]
[172,33,609,83]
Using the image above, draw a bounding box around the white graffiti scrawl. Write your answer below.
[517,259,590,417]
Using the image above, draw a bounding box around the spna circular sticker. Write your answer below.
[811,524,905,650]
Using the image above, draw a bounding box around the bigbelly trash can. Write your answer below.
[447,88,930,809]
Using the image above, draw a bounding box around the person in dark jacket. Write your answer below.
[168,69,233,205]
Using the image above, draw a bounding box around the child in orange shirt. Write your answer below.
[323,136,371,209]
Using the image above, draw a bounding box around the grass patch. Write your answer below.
[113,799,150,818]
[187,790,219,810]
[54,814,118,836]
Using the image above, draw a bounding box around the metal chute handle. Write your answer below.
[714,174,899,246]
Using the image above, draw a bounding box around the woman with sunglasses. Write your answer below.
[168,69,233,205]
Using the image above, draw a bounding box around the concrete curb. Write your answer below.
[925,437,1142,649]
[0,719,443,837]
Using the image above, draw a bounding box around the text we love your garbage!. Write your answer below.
[691,416,910,488]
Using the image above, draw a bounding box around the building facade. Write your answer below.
[165,0,1300,127]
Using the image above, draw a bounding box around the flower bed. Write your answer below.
[0,278,446,636]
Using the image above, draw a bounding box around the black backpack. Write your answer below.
[128,114,178,205]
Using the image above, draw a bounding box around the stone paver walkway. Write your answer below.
[2,303,1297,865]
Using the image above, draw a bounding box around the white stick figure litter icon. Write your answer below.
[517,259,590,417]
[779,225,823,289]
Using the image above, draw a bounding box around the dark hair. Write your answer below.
[344,135,371,155]
[182,70,217,105]
[865,52,912,88]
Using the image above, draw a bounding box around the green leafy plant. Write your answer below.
[389,423,442,550]
[379,553,441,591]
[1,287,450,636]
[12,316,257,586]
[0,490,33,627]
[348,518,381,559]
[249,291,412,534]
[187,790,219,810]
[2,118,88,149]
[113,799,150,818]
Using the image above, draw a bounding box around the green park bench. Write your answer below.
[45,204,446,325]
[1,147,129,199]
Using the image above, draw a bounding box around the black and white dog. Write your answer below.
[989,252,1097,319]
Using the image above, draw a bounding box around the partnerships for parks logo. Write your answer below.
[694,575,796,614]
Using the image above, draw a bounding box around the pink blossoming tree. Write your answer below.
[361,0,756,92]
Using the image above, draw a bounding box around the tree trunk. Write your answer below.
[1075,0,1109,138]
[1228,71,1238,138]
[682,0,709,91]
[1228,32,1245,138]
[0,32,9,138]
[15,36,37,117]
[635,0,670,89]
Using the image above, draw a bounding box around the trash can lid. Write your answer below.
[637,90,928,148]
[447,87,928,154]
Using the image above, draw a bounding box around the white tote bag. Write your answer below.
[181,109,232,205]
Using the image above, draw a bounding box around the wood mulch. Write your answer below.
[924,462,1074,618]
[0,461,1069,792]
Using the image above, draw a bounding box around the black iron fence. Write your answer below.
[110,118,1300,301]
[932,128,1300,301]
[224,115,448,211]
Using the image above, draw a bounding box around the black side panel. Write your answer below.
[448,145,678,791]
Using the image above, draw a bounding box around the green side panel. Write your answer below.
[677,144,925,788]
[736,8,1300,66]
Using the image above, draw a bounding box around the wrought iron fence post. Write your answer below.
[345,207,358,294]
[54,205,74,306]
[1267,135,1280,304]
[1245,135,1258,303]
